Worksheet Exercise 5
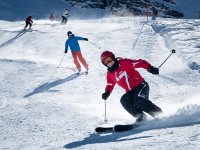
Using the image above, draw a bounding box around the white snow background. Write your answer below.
[0,0,200,149]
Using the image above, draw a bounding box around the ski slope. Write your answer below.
[1,16,200,149]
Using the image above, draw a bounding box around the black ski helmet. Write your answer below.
[67,31,72,36]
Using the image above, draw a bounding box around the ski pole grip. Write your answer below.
[172,49,176,53]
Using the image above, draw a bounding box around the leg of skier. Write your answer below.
[65,17,68,24]
[72,52,81,73]
[24,22,28,30]
[133,81,162,118]
[61,16,65,24]
[120,90,147,122]
[63,17,67,24]
[29,23,32,30]
[76,51,89,72]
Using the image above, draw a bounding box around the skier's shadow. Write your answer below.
[64,130,152,149]
[23,73,79,98]
[0,31,27,48]
[64,120,200,149]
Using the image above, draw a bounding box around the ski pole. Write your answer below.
[132,23,146,50]
[158,49,176,69]
[57,53,66,68]
[104,101,108,123]
[88,40,101,49]
[47,53,66,83]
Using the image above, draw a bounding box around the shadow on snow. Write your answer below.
[0,29,46,49]
[0,30,27,48]
[64,130,152,149]
[64,121,200,149]
[23,73,80,98]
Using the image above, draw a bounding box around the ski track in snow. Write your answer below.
[0,17,200,149]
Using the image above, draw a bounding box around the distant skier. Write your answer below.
[49,12,56,21]
[61,8,69,24]
[101,51,162,123]
[24,14,33,30]
[65,31,89,74]
[152,7,158,20]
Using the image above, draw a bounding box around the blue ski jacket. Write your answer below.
[65,36,85,52]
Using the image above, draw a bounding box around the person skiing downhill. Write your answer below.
[65,31,89,74]
[101,51,162,123]
[61,8,69,24]
[152,7,158,20]
[24,14,33,30]
[49,12,56,21]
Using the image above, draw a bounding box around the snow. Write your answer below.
[1,1,200,150]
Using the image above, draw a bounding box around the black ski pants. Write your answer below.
[25,21,32,29]
[120,80,162,118]
[61,16,68,24]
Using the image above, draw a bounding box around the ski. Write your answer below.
[76,71,88,75]
[95,123,140,133]
[95,127,113,132]
[114,124,139,132]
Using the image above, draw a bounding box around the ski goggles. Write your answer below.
[103,57,113,66]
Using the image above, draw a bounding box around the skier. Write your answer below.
[65,31,89,74]
[101,51,162,123]
[61,8,69,24]
[152,7,158,20]
[49,12,56,21]
[24,14,33,30]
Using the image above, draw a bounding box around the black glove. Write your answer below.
[102,90,110,100]
[84,38,88,41]
[148,66,159,75]
[64,50,68,53]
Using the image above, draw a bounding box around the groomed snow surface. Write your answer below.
[1,16,200,149]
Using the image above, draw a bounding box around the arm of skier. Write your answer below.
[76,36,88,41]
[131,59,159,75]
[131,59,151,69]
[64,41,68,53]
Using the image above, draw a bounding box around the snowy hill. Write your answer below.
[1,1,200,150]
[1,16,200,149]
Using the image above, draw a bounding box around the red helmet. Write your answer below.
[100,51,115,64]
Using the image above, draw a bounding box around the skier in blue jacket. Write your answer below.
[65,31,89,74]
